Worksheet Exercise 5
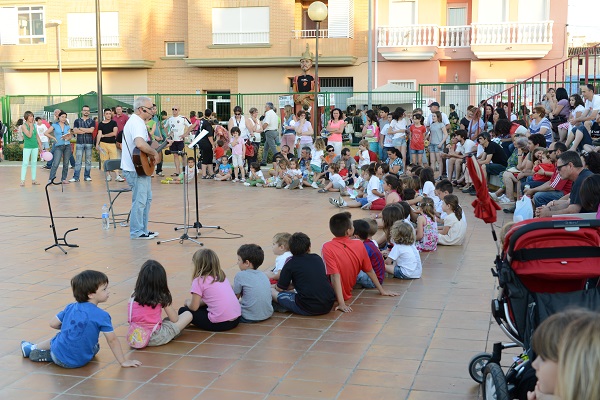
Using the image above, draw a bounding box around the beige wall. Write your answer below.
[4,70,148,95]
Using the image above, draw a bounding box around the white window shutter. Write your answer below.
[0,7,19,45]
[328,0,353,38]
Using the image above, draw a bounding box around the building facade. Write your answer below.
[0,0,567,109]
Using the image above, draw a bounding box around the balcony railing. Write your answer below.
[291,29,329,39]
[439,26,471,48]
[378,21,553,48]
[378,25,439,47]
[471,21,553,45]
[68,36,120,48]
[212,32,269,45]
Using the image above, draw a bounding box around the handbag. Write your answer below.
[245,140,255,157]
[126,299,159,349]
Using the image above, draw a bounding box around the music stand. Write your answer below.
[44,178,79,254]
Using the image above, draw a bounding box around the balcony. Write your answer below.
[68,36,120,48]
[289,29,356,66]
[292,29,329,39]
[377,21,553,61]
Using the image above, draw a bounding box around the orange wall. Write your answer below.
[439,61,471,83]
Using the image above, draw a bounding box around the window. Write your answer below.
[389,0,416,26]
[18,6,44,44]
[212,7,269,45]
[0,6,44,45]
[166,42,184,57]
[478,0,508,23]
[328,0,354,38]
[518,0,548,22]
[67,12,119,48]
[447,5,468,26]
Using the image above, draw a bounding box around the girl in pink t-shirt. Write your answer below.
[181,249,241,331]
[229,126,246,182]
[129,260,193,347]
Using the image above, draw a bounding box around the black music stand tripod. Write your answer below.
[44,178,79,254]
[157,148,204,246]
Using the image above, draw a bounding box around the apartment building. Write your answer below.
[0,0,567,111]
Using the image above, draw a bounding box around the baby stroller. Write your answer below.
[468,217,600,400]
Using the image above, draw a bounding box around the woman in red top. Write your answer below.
[326,108,346,157]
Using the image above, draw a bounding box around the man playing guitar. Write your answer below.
[121,96,167,240]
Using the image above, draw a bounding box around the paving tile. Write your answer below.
[0,166,502,399]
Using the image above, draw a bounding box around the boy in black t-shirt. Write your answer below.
[272,232,335,316]
[477,132,508,176]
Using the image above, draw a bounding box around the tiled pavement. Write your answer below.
[0,162,515,399]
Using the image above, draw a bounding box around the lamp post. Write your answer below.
[95,0,103,118]
[308,1,327,137]
[45,20,62,97]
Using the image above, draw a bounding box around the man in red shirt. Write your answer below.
[321,212,398,312]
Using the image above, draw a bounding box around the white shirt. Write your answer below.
[456,139,476,155]
[121,113,148,172]
[36,123,49,143]
[585,94,600,111]
[425,112,450,127]
[263,109,279,131]
[422,180,441,210]
[381,123,393,147]
[358,150,370,167]
[438,213,467,246]
[167,116,191,141]
[311,149,324,167]
[366,175,381,203]
[229,116,250,139]
[388,243,422,278]
[273,251,292,273]
[250,170,265,182]
[330,173,345,188]
[390,119,407,139]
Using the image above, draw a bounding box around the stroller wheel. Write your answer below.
[468,352,492,384]
[483,363,510,400]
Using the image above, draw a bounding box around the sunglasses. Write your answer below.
[556,163,570,171]
[235,113,241,116]
[172,108,178,111]
[327,149,334,152]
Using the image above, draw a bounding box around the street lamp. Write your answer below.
[45,19,62,97]
[308,1,327,136]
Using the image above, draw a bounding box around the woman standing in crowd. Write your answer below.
[281,105,297,155]
[294,110,313,152]
[45,111,73,184]
[246,107,262,172]
[20,111,42,186]
[96,108,120,182]
[326,108,346,156]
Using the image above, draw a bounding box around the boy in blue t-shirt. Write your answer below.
[352,219,386,288]
[214,155,233,181]
[21,270,141,368]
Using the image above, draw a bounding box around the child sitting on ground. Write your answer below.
[415,197,438,252]
[127,260,193,347]
[162,157,197,184]
[385,220,423,279]
[284,158,303,189]
[318,162,346,193]
[357,139,371,167]
[179,249,241,331]
[244,162,265,187]
[322,212,398,312]
[264,232,292,284]
[438,194,467,246]
[233,244,273,323]
[434,179,453,221]
[21,270,141,368]
[352,219,386,289]
[214,156,233,181]
[272,232,335,316]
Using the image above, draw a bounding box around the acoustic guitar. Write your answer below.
[132,139,171,176]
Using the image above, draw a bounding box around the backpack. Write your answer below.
[245,140,255,157]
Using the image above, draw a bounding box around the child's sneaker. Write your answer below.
[256,183,263,187]
[243,182,251,186]
[489,192,499,201]
[232,178,239,182]
[288,179,300,190]
[299,185,303,190]
[240,178,246,182]
[498,194,512,203]
[284,185,290,189]
[115,175,125,182]
[329,197,340,207]
[311,181,319,189]
[21,341,33,358]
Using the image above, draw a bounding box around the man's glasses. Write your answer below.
[172,108,178,111]
[234,113,241,116]
[556,163,569,171]
[327,149,334,152]
[140,106,152,114]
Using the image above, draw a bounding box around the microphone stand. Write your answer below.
[44,178,79,254]
[157,149,203,246]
